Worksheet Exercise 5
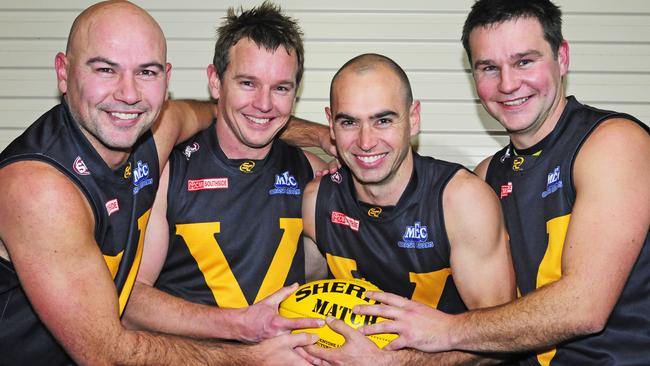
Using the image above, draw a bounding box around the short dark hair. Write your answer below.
[461,0,563,63]
[330,53,413,108]
[213,1,304,84]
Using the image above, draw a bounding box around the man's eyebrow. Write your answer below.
[334,112,356,121]
[372,110,398,119]
[86,57,164,71]
[473,50,544,70]
[87,57,117,66]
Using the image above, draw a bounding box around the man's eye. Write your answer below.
[97,67,114,73]
[140,69,157,77]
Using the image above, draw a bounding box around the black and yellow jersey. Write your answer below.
[155,123,313,308]
[485,96,650,366]
[314,152,467,314]
[0,102,159,365]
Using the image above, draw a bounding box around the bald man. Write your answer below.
[301,53,516,364]
[0,2,319,365]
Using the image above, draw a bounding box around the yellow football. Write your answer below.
[279,278,397,348]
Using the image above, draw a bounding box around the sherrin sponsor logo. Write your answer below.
[73,156,90,175]
[105,198,119,216]
[398,221,434,249]
[239,161,255,173]
[188,178,229,192]
[269,171,301,195]
[542,165,563,198]
[331,211,360,231]
[133,160,153,194]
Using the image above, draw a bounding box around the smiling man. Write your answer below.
[355,1,650,365]
[122,2,327,344]
[0,1,320,364]
[301,53,516,365]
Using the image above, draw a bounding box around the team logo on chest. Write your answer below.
[330,171,343,184]
[541,165,563,198]
[269,171,301,195]
[398,221,434,249]
[367,207,382,218]
[512,156,525,171]
[133,160,153,194]
[331,211,360,231]
[183,142,200,160]
[123,162,132,179]
[239,161,256,173]
[73,156,91,176]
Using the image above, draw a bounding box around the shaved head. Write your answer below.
[55,0,171,155]
[66,1,166,59]
[330,53,413,108]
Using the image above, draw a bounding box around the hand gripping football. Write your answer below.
[279,278,397,348]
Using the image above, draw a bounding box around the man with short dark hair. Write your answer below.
[357,1,650,364]
[123,2,328,343]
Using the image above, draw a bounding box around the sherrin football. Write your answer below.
[279,278,398,348]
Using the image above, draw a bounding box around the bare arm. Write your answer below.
[0,161,319,365]
[151,100,216,170]
[281,115,337,156]
[374,118,650,354]
[302,177,328,281]
[123,162,322,342]
[444,170,515,309]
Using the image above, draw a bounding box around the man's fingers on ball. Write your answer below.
[325,316,356,337]
[295,346,322,365]
[279,316,325,330]
[286,332,320,348]
[384,337,407,351]
[354,303,400,319]
[365,291,409,307]
[266,283,299,304]
[359,321,399,336]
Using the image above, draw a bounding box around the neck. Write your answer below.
[511,94,568,150]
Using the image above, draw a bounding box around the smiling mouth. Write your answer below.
[110,112,141,120]
[246,115,272,125]
[356,153,387,164]
[501,97,529,107]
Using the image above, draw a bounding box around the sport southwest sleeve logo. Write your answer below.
[269,171,301,195]
[132,160,153,194]
[398,222,434,249]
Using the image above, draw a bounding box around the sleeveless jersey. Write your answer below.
[485,96,650,366]
[154,124,313,307]
[315,152,467,314]
[0,103,159,365]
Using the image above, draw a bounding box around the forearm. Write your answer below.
[395,349,511,366]
[450,279,592,353]
[112,330,253,366]
[280,115,328,148]
[124,282,245,340]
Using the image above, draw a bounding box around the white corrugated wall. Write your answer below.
[1,0,648,167]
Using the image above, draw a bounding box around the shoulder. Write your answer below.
[443,169,500,217]
[473,156,493,180]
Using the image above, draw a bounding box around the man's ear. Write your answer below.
[54,52,69,94]
[326,106,336,141]
[207,64,221,100]
[409,100,421,137]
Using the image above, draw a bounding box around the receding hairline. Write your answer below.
[66,1,165,54]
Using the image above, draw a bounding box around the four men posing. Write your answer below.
[0,0,648,365]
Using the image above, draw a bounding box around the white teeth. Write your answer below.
[357,154,385,163]
[111,112,139,120]
[503,97,529,106]
[247,116,271,124]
